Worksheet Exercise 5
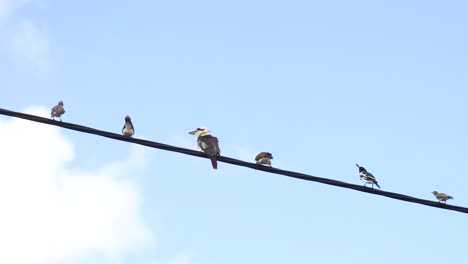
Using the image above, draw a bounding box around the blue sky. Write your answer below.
[1,0,467,263]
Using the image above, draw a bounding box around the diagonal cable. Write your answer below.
[0,107,466,214]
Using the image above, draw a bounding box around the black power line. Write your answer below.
[0,107,466,214]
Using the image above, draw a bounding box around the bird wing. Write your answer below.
[437,193,453,200]
[51,105,64,116]
[361,171,374,178]
[198,135,220,157]
[360,172,377,182]
[122,121,134,134]
[51,105,59,115]
[255,152,267,161]
[255,152,273,161]
[360,171,380,188]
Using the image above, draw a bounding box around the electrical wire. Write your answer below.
[0,107,466,214]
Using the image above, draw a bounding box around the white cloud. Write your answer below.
[0,0,29,21]
[160,254,195,264]
[0,0,52,73]
[0,106,155,264]
[8,19,52,73]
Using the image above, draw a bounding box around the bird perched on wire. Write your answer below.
[255,152,273,167]
[432,191,453,204]
[51,100,65,121]
[122,115,134,137]
[189,127,220,170]
[355,164,380,189]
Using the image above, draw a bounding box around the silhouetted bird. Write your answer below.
[355,164,380,189]
[432,191,453,204]
[189,127,220,170]
[255,152,273,167]
[122,115,134,137]
[51,100,65,121]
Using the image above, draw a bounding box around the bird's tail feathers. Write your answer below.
[375,182,381,189]
[210,157,218,170]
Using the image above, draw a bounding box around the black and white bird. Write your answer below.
[355,164,380,189]
[189,127,220,170]
[51,100,65,121]
[432,191,453,204]
[122,115,134,137]
[255,152,273,167]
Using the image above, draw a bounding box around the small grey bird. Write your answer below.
[432,191,454,204]
[255,152,273,167]
[189,127,220,170]
[51,100,65,121]
[356,164,381,189]
[122,115,134,137]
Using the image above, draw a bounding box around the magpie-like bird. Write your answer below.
[255,152,273,167]
[189,127,220,170]
[122,115,134,137]
[432,191,453,204]
[51,100,65,121]
[355,164,380,189]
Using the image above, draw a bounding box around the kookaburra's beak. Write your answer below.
[188,130,197,135]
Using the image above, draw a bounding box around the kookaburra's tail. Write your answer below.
[210,157,218,170]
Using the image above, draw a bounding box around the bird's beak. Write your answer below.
[188,130,196,135]
[355,164,359,167]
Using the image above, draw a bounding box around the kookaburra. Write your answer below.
[51,100,65,121]
[355,164,381,189]
[255,152,273,167]
[432,191,453,204]
[189,127,220,170]
[122,115,134,137]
